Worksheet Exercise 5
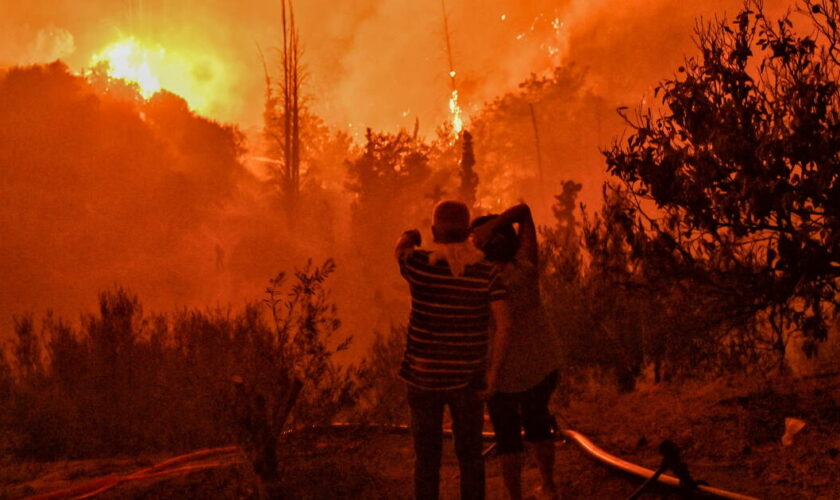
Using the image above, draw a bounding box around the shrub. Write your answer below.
[0,260,356,461]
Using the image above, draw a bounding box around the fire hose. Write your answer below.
[22,426,759,500]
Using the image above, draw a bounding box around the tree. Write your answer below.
[466,65,612,213]
[602,0,840,362]
[459,130,478,209]
[263,0,304,219]
[345,128,433,240]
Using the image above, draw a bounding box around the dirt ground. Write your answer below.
[2,373,838,499]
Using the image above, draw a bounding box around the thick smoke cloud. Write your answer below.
[1,0,792,339]
[1,0,786,132]
[0,63,255,332]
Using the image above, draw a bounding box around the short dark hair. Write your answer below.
[470,215,518,262]
[433,200,471,243]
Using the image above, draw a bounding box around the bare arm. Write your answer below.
[394,229,421,261]
[500,204,538,266]
[485,299,513,395]
[473,203,538,266]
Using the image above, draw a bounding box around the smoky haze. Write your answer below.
[0,0,786,131]
[1,0,790,341]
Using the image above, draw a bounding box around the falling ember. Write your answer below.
[448,89,463,136]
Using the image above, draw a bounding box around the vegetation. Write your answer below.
[0,261,354,462]
[536,1,840,389]
[262,0,305,219]
[1,6,838,498]
[601,0,839,366]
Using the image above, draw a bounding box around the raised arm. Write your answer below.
[395,229,422,261]
[475,203,538,266]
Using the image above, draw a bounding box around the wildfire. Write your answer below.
[89,37,225,116]
[448,89,463,136]
[91,38,163,97]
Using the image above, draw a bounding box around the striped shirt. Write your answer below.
[398,249,507,390]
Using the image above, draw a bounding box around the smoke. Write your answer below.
[0,0,794,340]
[0,25,76,65]
[0,0,787,132]
[0,63,256,333]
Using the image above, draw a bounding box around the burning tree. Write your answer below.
[602,0,840,365]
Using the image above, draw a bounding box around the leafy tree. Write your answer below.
[345,128,433,249]
[602,0,840,362]
[467,65,611,212]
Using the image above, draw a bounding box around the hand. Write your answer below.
[470,221,495,249]
[395,229,421,260]
[402,229,422,246]
[479,371,499,400]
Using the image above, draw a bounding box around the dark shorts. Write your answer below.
[487,370,558,455]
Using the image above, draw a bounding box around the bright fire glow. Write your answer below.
[448,89,463,136]
[91,39,162,97]
[90,37,226,117]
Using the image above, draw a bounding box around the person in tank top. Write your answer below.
[471,203,562,500]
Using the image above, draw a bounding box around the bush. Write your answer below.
[0,260,356,461]
[353,325,409,425]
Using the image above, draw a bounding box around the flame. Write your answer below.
[448,89,463,136]
[91,38,162,97]
[89,37,226,117]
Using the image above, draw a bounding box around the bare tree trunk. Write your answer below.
[528,102,545,201]
[277,0,301,222]
[459,130,478,210]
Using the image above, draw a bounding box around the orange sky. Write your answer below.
[0,0,791,137]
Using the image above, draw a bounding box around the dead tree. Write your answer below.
[262,0,303,221]
[459,130,478,209]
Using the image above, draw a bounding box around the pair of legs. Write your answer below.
[487,371,559,500]
[407,384,485,500]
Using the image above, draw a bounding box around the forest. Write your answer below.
[0,0,838,498]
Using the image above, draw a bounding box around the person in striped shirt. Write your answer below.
[395,200,512,500]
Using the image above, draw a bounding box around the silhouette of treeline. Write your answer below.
[0,61,252,329]
[540,0,840,389]
[0,47,617,339]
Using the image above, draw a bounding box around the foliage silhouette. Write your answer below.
[602,0,840,364]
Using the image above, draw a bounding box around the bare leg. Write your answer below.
[530,440,558,499]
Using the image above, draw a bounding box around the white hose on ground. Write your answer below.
[560,430,760,500]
